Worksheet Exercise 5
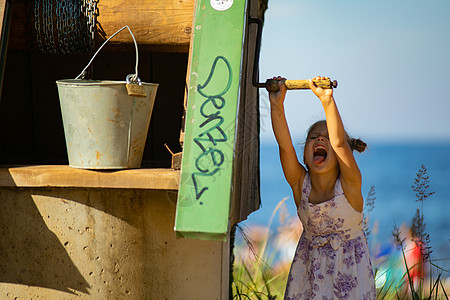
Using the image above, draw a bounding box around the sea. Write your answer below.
[242,142,450,271]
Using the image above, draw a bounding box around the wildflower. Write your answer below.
[412,164,434,203]
[392,223,405,250]
[410,164,434,262]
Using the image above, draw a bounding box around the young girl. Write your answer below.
[269,76,376,299]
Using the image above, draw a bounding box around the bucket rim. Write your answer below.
[56,79,159,86]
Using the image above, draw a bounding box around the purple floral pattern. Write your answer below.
[284,174,376,299]
[333,272,358,299]
[318,243,336,260]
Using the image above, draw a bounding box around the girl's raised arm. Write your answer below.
[308,76,364,212]
[269,78,306,207]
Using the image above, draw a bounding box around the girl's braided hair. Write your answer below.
[348,137,367,153]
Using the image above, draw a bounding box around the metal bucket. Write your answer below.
[56,26,158,169]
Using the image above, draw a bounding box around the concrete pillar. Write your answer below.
[0,188,229,299]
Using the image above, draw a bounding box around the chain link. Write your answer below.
[34,0,98,55]
[34,0,44,53]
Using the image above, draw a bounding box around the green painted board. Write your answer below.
[174,0,247,241]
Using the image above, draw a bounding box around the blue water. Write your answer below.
[243,142,450,270]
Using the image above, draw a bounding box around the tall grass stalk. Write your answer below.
[231,197,292,299]
[385,165,448,300]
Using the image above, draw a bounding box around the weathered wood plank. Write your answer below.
[0,0,11,99]
[97,0,194,50]
[0,165,180,190]
[0,0,7,28]
[230,0,264,225]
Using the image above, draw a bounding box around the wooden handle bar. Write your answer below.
[265,78,338,92]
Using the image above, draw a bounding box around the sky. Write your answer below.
[258,0,450,144]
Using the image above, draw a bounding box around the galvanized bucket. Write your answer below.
[56,26,158,169]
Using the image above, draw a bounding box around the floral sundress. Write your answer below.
[284,173,376,300]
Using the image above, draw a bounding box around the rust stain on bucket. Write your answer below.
[96,151,104,160]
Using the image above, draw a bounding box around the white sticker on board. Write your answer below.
[210,0,233,11]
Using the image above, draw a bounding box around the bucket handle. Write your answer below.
[75,25,140,83]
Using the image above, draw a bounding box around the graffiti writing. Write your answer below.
[192,56,232,202]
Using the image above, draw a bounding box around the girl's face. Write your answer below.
[304,122,339,174]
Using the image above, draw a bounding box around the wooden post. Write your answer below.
[0,0,12,101]
[175,0,247,241]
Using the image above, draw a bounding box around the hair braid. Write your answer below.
[350,138,367,153]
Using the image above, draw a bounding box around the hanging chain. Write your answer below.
[34,0,44,53]
[83,0,98,50]
[43,0,56,53]
[34,0,98,55]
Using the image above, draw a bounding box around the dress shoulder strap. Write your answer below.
[301,172,311,201]
[335,176,344,196]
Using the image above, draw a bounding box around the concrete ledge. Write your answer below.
[0,165,180,190]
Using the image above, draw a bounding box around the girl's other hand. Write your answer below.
[308,76,333,102]
[268,76,287,107]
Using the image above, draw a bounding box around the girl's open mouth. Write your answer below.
[313,145,327,164]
